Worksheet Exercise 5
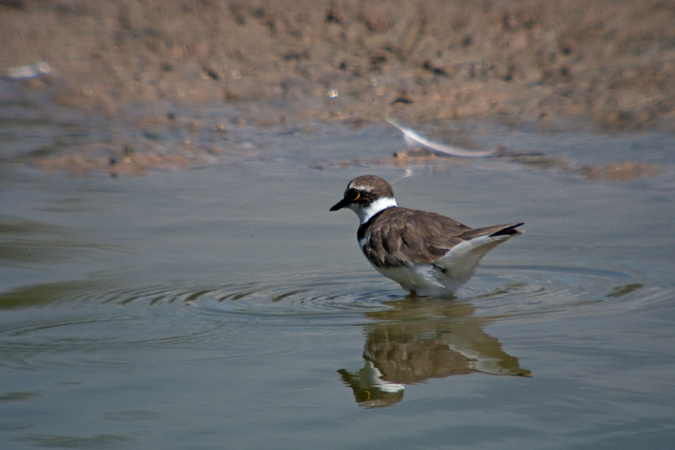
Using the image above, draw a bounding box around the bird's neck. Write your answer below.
[356,197,397,224]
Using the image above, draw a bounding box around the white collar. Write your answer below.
[353,197,397,224]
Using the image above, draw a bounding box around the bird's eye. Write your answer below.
[347,189,360,201]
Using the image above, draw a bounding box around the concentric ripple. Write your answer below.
[0,262,663,318]
[464,262,668,320]
[0,261,669,373]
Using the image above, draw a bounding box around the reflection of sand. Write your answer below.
[1,0,672,131]
[339,299,530,408]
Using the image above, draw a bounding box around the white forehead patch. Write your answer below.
[348,182,371,192]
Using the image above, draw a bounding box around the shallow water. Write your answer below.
[1,116,675,449]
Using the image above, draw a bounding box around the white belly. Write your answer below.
[365,234,514,297]
[372,264,463,297]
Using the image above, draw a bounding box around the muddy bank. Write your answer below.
[1,0,673,131]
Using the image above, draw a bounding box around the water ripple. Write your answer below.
[466,262,668,320]
[0,262,669,372]
[0,263,666,317]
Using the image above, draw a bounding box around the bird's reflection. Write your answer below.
[339,297,531,408]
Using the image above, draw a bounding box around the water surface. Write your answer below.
[1,118,674,449]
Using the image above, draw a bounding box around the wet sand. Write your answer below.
[1,1,673,175]
[2,0,673,129]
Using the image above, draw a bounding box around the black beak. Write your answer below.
[330,197,350,211]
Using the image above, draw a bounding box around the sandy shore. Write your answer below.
[2,0,673,132]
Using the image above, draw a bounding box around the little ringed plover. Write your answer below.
[330,175,523,297]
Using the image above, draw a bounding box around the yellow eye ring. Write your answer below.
[347,189,360,201]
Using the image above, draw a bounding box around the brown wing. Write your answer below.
[461,222,524,239]
[363,208,523,268]
[425,221,524,254]
[362,208,471,267]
